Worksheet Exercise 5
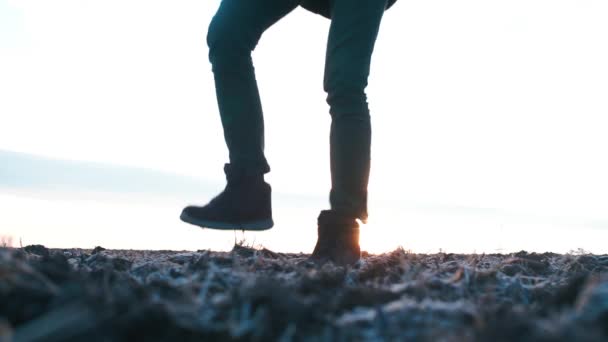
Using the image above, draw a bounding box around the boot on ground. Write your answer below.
[310,210,361,266]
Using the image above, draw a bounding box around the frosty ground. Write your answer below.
[1,244,607,341]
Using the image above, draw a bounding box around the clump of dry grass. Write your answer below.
[0,235,13,248]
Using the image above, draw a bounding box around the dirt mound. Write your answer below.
[1,245,607,341]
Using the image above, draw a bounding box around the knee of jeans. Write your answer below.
[326,87,370,120]
[206,20,254,67]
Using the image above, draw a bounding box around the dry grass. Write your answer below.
[0,235,13,248]
[0,244,607,341]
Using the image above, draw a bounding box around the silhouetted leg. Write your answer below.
[324,0,387,222]
[207,0,301,175]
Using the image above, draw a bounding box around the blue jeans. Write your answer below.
[207,0,387,222]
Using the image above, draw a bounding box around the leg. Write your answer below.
[310,0,387,265]
[324,0,387,222]
[181,0,300,231]
[207,0,301,175]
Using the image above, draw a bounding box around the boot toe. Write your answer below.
[181,206,198,217]
[180,206,196,222]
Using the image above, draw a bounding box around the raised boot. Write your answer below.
[310,210,361,266]
[180,163,273,230]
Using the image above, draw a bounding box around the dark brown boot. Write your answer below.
[310,210,361,266]
[180,164,273,230]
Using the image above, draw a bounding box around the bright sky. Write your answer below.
[2,0,608,253]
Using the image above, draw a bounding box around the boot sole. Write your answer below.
[180,211,274,231]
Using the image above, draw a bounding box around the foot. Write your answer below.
[180,164,274,231]
[309,210,361,266]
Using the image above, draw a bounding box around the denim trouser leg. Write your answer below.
[325,0,387,222]
[207,0,301,175]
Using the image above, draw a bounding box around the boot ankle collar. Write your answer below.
[224,163,265,183]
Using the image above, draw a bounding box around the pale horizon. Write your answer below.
[2,149,608,254]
